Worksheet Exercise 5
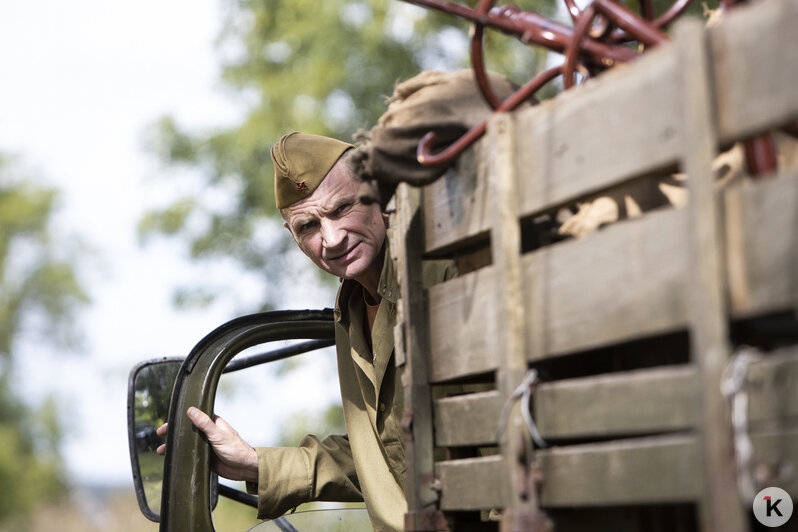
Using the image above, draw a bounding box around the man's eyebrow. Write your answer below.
[290,215,313,230]
[323,195,357,213]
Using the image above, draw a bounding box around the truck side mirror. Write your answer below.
[127,357,182,521]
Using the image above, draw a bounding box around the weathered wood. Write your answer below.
[488,113,538,529]
[677,19,746,532]
[423,139,492,256]
[723,170,798,318]
[434,391,501,447]
[428,266,500,382]
[515,44,682,219]
[535,366,697,439]
[428,174,798,383]
[394,184,440,515]
[709,0,798,144]
[420,45,683,254]
[428,207,689,382]
[747,346,798,431]
[521,207,689,359]
[436,455,507,511]
[538,435,700,507]
[750,430,798,496]
[434,366,698,447]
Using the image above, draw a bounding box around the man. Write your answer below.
[158,132,455,532]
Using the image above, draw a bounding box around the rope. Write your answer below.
[720,346,762,502]
[497,369,549,448]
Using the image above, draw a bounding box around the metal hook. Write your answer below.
[417,66,563,166]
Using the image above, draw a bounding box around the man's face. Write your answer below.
[282,157,387,281]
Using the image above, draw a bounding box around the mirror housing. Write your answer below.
[127,357,183,522]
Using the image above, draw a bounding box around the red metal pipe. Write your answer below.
[417,66,563,167]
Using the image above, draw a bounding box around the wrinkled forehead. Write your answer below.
[280,157,359,221]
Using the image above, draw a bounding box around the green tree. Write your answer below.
[0,155,89,522]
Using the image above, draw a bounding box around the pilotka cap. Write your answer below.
[271,132,353,209]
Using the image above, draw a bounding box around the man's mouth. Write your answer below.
[328,242,360,261]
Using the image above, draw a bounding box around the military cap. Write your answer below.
[271,132,353,208]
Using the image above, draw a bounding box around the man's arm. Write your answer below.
[252,433,362,519]
[158,407,363,520]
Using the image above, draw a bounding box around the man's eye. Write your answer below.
[334,203,351,215]
[299,221,317,232]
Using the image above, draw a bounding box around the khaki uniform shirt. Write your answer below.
[251,247,456,531]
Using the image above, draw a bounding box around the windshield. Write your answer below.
[247,508,372,532]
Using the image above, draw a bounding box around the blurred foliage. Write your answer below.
[140,0,554,310]
[0,155,89,522]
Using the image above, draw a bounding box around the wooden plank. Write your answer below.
[434,366,698,447]
[434,391,501,447]
[521,206,689,359]
[747,346,798,430]
[436,455,507,511]
[535,366,697,439]
[750,430,798,497]
[538,435,700,507]
[515,44,682,219]
[677,18,747,532]
[423,138,491,256]
[709,0,798,144]
[394,184,440,517]
[428,265,500,382]
[489,112,540,527]
[724,171,798,319]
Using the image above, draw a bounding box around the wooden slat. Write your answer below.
[423,139,491,255]
[747,346,798,430]
[434,391,501,447]
[538,435,700,507]
[678,18,747,532]
[434,366,697,447]
[428,266,500,381]
[724,171,798,319]
[521,206,689,359]
[750,430,798,496]
[710,0,798,144]
[394,184,440,515]
[436,455,507,511]
[515,44,682,219]
[536,366,696,439]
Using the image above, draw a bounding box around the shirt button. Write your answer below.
[379,403,386,412]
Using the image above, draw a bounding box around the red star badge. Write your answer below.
[296,181,309,192]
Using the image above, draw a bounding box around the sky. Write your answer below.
[0,0,339,486]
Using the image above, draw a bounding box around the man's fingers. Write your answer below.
[187,406,219,437]
[156,422,168,437]
[156,443,166,456]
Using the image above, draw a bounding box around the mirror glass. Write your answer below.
[131,359,182,519]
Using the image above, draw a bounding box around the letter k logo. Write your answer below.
[765,496,783,517]
[754,487,793,527]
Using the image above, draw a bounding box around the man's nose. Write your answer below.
[320,218,346,248]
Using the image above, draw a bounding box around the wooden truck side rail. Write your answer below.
[391,0,798,530]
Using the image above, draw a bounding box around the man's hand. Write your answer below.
[155,407,259,483]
